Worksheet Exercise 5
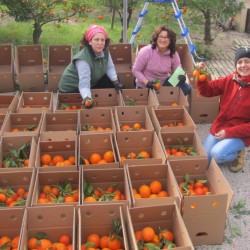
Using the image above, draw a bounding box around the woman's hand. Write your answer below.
[195,61,206,70]
[215,130,226,140]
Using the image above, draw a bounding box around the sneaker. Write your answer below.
[229,149,245,172]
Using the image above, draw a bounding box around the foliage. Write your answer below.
[178,0,244,44]
[0,0,93,44]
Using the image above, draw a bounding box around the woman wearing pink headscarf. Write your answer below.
[59,24,123,108]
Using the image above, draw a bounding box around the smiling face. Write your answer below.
[236,57,250,77]
[89,32,106,54]
[156,31,171,53]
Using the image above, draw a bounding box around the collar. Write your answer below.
[156,46,170,55]
[233,73,250,87]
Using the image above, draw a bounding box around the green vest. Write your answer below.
[59,46,109,92]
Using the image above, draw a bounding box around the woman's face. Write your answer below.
[156,31,171,52]
[236,57,250,77]
[90,33,106,54]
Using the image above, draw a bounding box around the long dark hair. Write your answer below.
[150,25,176,57]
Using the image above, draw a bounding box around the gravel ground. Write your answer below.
[195,124,250,250]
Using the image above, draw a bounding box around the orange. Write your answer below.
[100,235,109,249]
[0,236,11,249]
[64,196,76,203]
[82,158,90,165]
[89,153,102,164]
[192,69,200,78]
[42,185,51,194]
[68,156,76,165]
[0,193,7,203]
[103,150,115,163]
[107,236,122,250]
[51,187,60,197]
[97,159,108,164]
[36,239,53,250]
[10,128,19,132]
[11,236,20,249]
[142,227,155,243]
[133,122,142,130]
[24,159,29,167]
[139,184,151,198]
[16,187,26,197]
[37,198,49,204]
[62,160,72,166]
[198,74,207,82]
[159,229,174,242]
[120,124,131,131]
[149,180,162,194]
[86,233,101,248]
[41,153,52,165]
[84,196,97,202]
[59,234,71,246]
[155,83,161,90]
[127,152,137,159]
[171,102,179,107]
[52,242,67,250]
[52,155,65,166]
[135,230,142,242]
[137,151,150,159]
[177,121,184,126]
[158,190,169,197]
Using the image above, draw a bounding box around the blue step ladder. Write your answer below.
[130,0,198,64]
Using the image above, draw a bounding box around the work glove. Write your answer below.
[81,97,93,109]
[146,81,156,89]
[178,74,186,84]
[113,80,123,93]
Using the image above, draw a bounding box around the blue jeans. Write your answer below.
[203,133,245,164]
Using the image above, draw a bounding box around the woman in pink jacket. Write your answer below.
[132,25,191,95]
[196,47,250,172]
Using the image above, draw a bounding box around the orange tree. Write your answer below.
[0,0,93,44]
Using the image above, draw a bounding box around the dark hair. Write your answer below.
[80,33,111,48]
[150,25,176,57]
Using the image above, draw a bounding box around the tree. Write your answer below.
[178,0,244,44]
[97,0,142,42]
[0,0,92,44]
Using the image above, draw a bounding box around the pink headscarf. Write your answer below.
[85,25,108,42]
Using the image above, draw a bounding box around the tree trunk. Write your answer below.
[33,22,42,44]
[203,10,212,45]
[111,8,115,30]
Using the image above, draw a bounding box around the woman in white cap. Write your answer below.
[196,47,250,172]
[59,24,123,108]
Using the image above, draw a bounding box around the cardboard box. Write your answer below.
[15,45,45,92]
[40,112,79,135]
[79,108,116,134]
[159,131,207,161]
[115,131,166,166]
[0,113,7,136]
[127,203,194,250]
[16,92,53,113]
[118,71,135,89]
[35,137,77,171]
[0,208,24,246]
[47,45,72,92]
[121,88,159,109]
[20,205,76,249]
[31,171,80,206]
[126,164,181,208]
[77,203,129,249]
[115,106,154,132]
[0,92,20,114]
[0,44,16,92]
[78,133,119,169]
[169,159,234,246]
[1,112,43,137]
[150,107,196,134]
[0,169,35,208]
[81,168,131,207]
[154,86,189,111]
[55,90,123,112]
[39,131,77,142]
[0,135,37,171]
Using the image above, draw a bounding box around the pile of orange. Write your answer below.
[40,153,75,167]
[82,124,112,131]
[165,145,198,156]
[81,150,115,165]
[0,235,20,250]
[135,226,175,249]
[162,121,184,127]
[10,125,38,132]
[120,122,145,131]
[133,180,168,199]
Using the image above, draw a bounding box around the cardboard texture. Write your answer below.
[125,164,181,208]
[78,133,119,169]
[0,208,24,245]
[39,131,77,142]
[121,88,159,109]
[31,171,80,206]
[0,169,35,208]
[0,44,16,92]
[154,86,189,111]
[20,205,75,250]
[0,92,20,114]
[81,168,131,207]
[0,113,7,136]
[1,112,43,137]
[79,108,116,134]
[114,106,154,132]
[15,45,45,92]
[127,204,194,250]
[169,159,234,246]
[118,71,135,89]
[77,203,129,249]
[159,131,208,161]
[150,107,196,134]
[17,92,53,113]
[115,131,166,166]
[47,45,72,92]
[55,92,83,112]
[35,137,77,171]
[40,112,79,134]
[0,135,37,171]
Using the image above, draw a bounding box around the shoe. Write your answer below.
[229,149,245,172]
